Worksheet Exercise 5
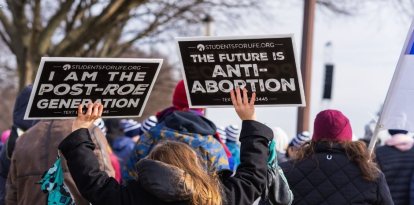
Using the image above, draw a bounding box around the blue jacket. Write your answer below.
[124,111,229,180]
[112,137,135,169]
[226,141,240,171]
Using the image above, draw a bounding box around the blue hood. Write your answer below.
[13,85,38,130]
[164,111,216,135]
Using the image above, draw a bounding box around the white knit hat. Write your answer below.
[273,127,289,154]
[140,115,158,133]
[217,126,227,143]
[94,118,107,136]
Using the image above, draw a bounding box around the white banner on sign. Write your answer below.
[379,20,414,131]
[368,19,414,153]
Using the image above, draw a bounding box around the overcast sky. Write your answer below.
[204,1,412,138]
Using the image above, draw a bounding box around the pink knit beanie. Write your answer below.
[312,110,352,142]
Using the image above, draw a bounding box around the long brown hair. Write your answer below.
[295,140,380,181]
[147,141,222,205]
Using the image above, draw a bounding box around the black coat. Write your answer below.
[376,145,414,205]
[280,143,394,205]
[59,120,273,205]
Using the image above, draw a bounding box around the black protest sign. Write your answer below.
[176,35,305,107]
[24,57,163,119]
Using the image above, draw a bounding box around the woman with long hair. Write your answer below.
[280,109,393,205]
[58,88,273,205]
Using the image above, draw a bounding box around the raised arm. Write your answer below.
[220,88,273,205]
[59,103,126,205]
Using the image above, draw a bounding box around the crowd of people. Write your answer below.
[0,80,413,204]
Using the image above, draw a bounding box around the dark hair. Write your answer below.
[295,140,380,181]
[388,129,408,135]
[103,119,124,144]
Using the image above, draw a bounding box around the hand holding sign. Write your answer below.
[72,102,103,132]
[231,87,256,121]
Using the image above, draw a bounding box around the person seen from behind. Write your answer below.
[360,119,382,148]
[6,118,115,205]
[58,87,273,205]
[285,131,311,160]
[225,125,240,171]
[0,85,38,205]
[124,80,229,180]
[273,127,290,163]
[280,109,393,205]
[0,130,10,153]
[376,129,414,205]
[216,126,234,169]
[115,119,141,164]
[116,117,157,182]
[94,118,122,183]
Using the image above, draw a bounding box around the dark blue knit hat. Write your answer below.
[14,85,38,130]
[289,131,311,148]
[388,129,408,136]
[120,119,142,138]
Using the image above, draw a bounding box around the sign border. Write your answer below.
[175,34,306,108]
[24,57,163,120]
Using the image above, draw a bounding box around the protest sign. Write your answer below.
[176,35,305,107]
[24,57,163,119]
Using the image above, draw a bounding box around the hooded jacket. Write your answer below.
[124,111,229,180]
[59,120,272,205]
[5,120,115,205]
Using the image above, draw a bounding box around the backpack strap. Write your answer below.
[267,140,277,168]
[259,139,293,205]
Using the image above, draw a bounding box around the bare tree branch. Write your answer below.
[0,9,14,39]
[6,0,29,34]
[30,0,42,63]
[0,27,11,48]
[65,1,97,34]
[109,0,206,56]
[37,0,73,54]
[52,0,145,56]
[390,0,414,17]
[96,22,126,57]
[4,0,27,55]
[317,0,354,15]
